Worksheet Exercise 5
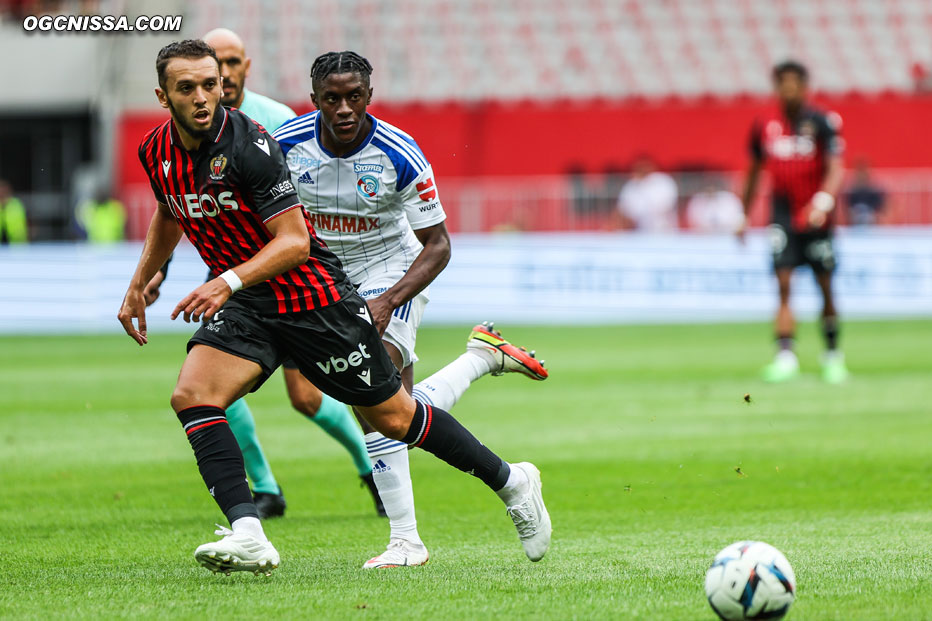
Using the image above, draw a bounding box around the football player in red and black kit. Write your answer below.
[117,40,550,575]
[740,60,849,384]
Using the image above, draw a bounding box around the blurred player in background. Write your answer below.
[144,28,381,521]
[740,60,849,384]
[0,179,28,244]
[122,40,550,574]
[273,51,549,568]
[204,28,295,131]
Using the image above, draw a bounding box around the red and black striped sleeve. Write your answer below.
[138,126,167,204]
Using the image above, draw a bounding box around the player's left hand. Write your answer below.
[171,278,232,323]
[366,295,394,336]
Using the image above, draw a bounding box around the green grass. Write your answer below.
[1,321,931,620]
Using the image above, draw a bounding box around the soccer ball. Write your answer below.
[704,541,796,620]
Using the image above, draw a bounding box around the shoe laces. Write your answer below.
[507,501,538,538]
[213,524,234,538]
[385,540,407,553]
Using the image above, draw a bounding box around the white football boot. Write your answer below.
[194,525,280,575]
[467,322,549,380]
[504,462,552,562]
[362,539,430,569]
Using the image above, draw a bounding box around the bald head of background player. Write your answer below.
[310,51,374,157]
[203,28,250,109]
[201,28,295,133]
[773,60,808,117]
[155,39,223,149]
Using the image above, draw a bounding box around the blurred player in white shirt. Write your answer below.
[686,181,745,233]
[616,155,679,231]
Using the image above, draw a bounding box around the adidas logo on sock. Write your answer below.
[298,170,315,184]
[372,459,391,474]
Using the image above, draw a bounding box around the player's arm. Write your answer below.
[739,122,766,240]
[143,255,172,306]
[171,127,309,323]
[118,201,183,345]
[807,113,846,228]
[368,222,451,335]
[171,206,309,323]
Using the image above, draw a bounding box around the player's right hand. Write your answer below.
[118,287,148,346]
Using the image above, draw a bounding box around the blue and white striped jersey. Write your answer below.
[272,111,446,283]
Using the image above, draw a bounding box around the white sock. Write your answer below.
[495,463,529,506]
[412,351,494,411]
[231,516,267,541]
[365,432,421,545]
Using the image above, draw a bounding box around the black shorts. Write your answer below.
[769,224,836,274]
[188,292,402,407]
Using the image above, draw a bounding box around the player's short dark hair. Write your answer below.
[310,51,373,90]
[772,60,808,82]
[156,39,220,89]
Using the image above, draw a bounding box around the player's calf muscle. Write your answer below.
[356,390,417,440]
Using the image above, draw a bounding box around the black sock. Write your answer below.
[177,405,257,523]
[777,334,794,351]
[822,316,839,351]
[403,400,511,491]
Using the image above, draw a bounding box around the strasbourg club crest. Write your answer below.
[356,174,379,198]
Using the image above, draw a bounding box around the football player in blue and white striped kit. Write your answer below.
[273,51,549,568]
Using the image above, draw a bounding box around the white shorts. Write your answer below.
[357,273,428,369]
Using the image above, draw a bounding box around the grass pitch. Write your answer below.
[1,320,930,620]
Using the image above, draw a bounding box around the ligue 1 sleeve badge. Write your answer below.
[209,154,228,181]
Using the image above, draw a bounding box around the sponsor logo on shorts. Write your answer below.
[206,309,225,332]
[358,286,388,298]
[316,343,372,374]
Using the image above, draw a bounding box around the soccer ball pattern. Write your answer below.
[704,541,796,620]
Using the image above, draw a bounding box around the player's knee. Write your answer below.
[288,385,322,417]
[170,383,205,414]
[370,413,410,440]
[170,388,192,414]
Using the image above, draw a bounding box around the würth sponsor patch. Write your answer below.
[416,178,436,201]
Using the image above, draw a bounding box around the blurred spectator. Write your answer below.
[77,187,126,243]
[686,178,745,233]
[567,165,598,215]
[0,179,28,244]
[911,62,932,93]
[615,155,678,231]
[844,159,886,226]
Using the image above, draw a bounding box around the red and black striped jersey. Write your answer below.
[749,106,844,232]
[138,107,353,314]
